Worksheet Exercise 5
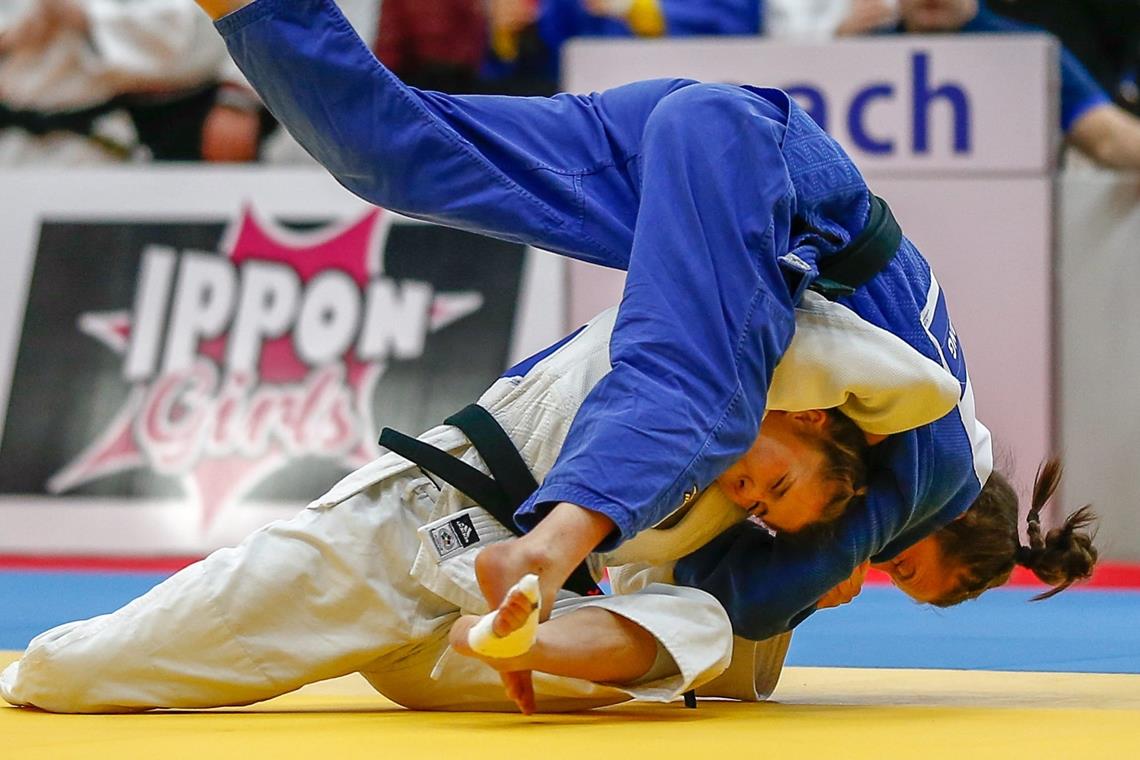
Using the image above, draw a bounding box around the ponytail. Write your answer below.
[932,457,1098,607]
[1015,459,1098,601]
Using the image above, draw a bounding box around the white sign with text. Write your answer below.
[564,35,1058,173]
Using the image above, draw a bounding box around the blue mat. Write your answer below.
[787,585,1140,673]
[3,571,1138,673]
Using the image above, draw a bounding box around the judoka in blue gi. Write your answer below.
[211,0,995,644]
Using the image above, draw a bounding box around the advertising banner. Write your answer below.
[0,169,564,555]
[564,35,1058,174]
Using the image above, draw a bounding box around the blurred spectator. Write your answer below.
[375,0,486,93]
[989,0,1140,117]
[0,0,267,163]
[199,59,270,163]
[484,0,556,94]
[485,0,761,94]
[890,0,1140,170]
[766,0,899,41]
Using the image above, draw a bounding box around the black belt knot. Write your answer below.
[811,194,903,300]
[379,404,601,597]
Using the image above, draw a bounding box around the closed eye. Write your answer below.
[772,474,788,497]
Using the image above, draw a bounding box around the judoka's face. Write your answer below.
[873,538,959,603]
[899,0,978,32]
[716,410,837,533]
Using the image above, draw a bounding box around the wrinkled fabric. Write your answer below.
[216,0,990,640]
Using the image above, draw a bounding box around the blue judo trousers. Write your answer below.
[217,0,992,640]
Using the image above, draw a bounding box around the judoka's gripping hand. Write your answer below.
[816,561,869,610]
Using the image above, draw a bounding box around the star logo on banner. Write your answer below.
[47,208,484,532]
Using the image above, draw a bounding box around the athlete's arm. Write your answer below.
[678,407,984,640]
[1068,103,1140,170]
[475,504,616,629]
[451,606,660,713]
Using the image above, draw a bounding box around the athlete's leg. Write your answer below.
[0,471,448,713]
[494,85,801,619]
[364,583,733,713]
[216,0,692,265]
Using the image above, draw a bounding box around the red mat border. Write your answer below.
[1,554,1138,589]
[0,555,200,574]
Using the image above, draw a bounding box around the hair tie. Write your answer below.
[1016,545,1035,565]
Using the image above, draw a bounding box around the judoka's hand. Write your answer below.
[817,561,869,609]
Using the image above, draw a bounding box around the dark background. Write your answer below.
[0,218,527,504]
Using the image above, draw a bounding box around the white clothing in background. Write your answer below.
[765,0,852,40]
[0,0,234,162]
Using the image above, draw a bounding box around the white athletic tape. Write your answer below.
[467,574,541,659]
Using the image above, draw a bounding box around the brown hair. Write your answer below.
[799,409,871,525]
[930,458,1098,607]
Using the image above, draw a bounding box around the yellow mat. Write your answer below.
[4,652,1139,759]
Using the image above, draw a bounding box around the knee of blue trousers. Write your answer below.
[640,83,788,166]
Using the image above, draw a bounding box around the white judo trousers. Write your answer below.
[1,297,960,713]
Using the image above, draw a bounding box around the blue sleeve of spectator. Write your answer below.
[963,6,1111,134]
[1059,46,1110,132]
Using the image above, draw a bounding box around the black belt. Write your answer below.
[810,194,903,300]
[379,404,602,597]
[0,101,120,137]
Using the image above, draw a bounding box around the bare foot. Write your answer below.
[475,504,615,618]
[476,540,557,621]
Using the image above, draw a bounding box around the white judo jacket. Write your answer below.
[311,293,960,702]
[1,294,960,713]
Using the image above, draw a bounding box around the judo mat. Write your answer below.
[5,655,1140,760]
[4,571,1140,758]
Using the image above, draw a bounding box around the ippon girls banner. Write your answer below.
[0,168,565,555]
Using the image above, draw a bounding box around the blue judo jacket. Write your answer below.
[217,0,991,640]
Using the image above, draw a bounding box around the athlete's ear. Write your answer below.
[865,432,888,446]
[789,409,828,431]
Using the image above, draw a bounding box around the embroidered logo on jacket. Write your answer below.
[427,513,482,559]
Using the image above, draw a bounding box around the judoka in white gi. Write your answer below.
[0,0,235,163]
[1,295,960,714]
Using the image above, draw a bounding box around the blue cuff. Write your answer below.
[514,483,635,551]
[214,0,289,35]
